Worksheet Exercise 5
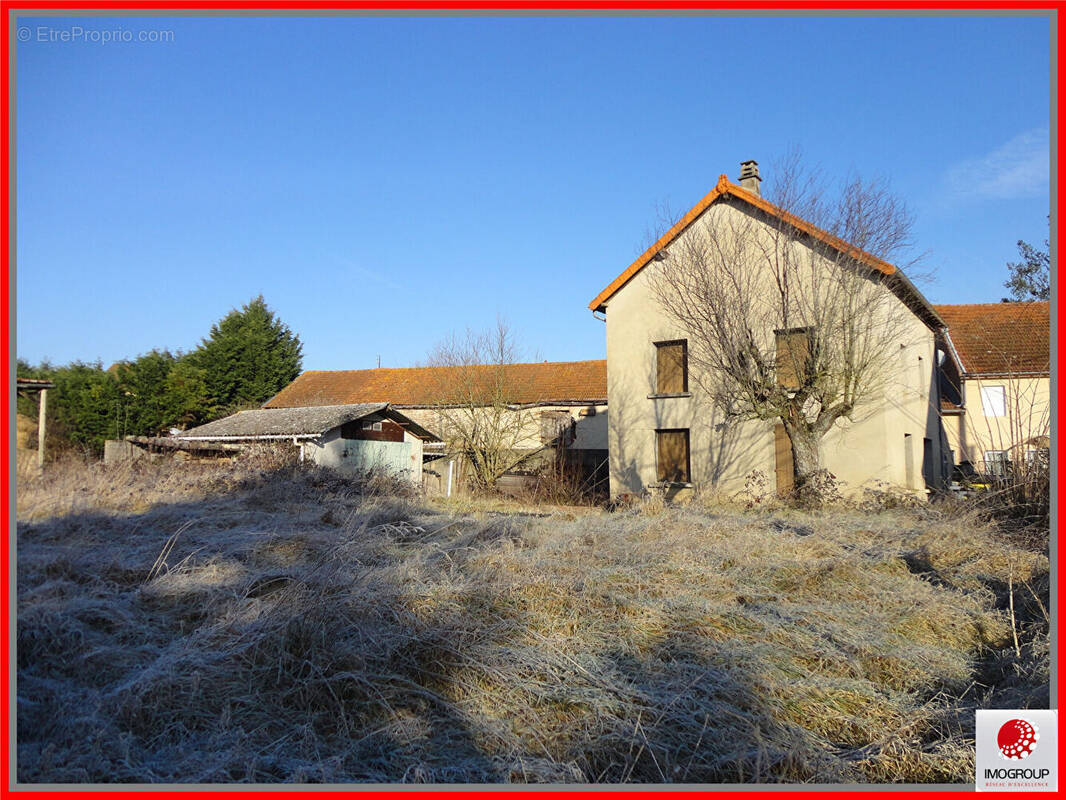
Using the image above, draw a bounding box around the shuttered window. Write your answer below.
[775,328,811,389]
[656,429,690,483]
[655,340,688,395]
[773,424,794,495]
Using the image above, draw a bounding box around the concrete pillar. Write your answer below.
[37,388,48,470]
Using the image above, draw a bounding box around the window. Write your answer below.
[775,328,811,389]
[1026,448,1050,469]
[656,429,690,483]
[654,340,688,395]
[984,450,1009,477]
[980,385,1006,418]
[539,410,573,444]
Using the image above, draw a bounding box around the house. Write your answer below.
[935,302,1050,480]
[263,360,608,494]
[588,162,951,499]
[176,403,440,482]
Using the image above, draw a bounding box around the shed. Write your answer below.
[177,403,439,482]
[17,377,55,471]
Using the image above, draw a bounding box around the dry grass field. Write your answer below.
[16,456,1049,784]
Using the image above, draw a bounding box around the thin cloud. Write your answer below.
[336,257,404,292]
[944,127,1050,200]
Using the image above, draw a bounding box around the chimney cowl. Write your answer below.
[738,159,762,196]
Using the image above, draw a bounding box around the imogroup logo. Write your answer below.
[977,710,1057,791]
[997,718,1040,760]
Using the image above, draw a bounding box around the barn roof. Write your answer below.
[264,360,608,409]
[178,403,438,441]
[934,302,1050,377]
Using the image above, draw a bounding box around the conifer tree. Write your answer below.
[189,295,303,414]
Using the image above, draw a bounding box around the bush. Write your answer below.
[972,457,1050,548]
[788,469,842,509]
[858,480,923,513]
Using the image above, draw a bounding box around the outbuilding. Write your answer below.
[177,403,439,482]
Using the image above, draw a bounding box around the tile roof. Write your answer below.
[264,360,608,409]
[178,403,436,441]
[934,302,1050,377]
[588,174,941,328]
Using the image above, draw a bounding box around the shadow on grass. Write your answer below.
[15,464,1049,784]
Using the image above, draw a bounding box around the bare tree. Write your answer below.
[650,155,923,499]
[424,318,536,491]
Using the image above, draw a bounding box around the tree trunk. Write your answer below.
[788,426,822,490]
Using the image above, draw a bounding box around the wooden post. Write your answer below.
[37,388,48,470]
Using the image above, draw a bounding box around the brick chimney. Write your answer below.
[738,159,761,196]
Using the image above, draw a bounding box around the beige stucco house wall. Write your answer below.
[593,172,948,499]
[402,402,609,495]
[935,302,1050,478]
[944,377,1050,470]
[399,403,608,454]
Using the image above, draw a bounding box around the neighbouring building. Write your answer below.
[16,377,53,473]
[263,360,608,495]
[935,302,1051,480]
[176,403,440,483]
[588,162,952,499]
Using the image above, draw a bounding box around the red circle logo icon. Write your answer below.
[997,718,1039,760]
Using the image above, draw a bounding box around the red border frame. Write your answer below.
[0,3,1059,796]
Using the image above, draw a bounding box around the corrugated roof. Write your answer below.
[934,302,1050,377]
[17,377,55,389]
[179,403,388,439]
[264,360,608,409]
[588,174,941,329]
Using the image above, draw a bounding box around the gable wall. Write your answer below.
[603,199,944,497]
[945,376,1050,468]
[304,424,423,482]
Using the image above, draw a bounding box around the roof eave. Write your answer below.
[940,330,967,375]
[588,176,940,329]
[587,177,732,312]
[960,370,1051,380]
[177,433,322,441]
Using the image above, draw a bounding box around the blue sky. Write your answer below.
[16,15,1051,371]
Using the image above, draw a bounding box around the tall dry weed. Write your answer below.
[16,459,1048,784]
